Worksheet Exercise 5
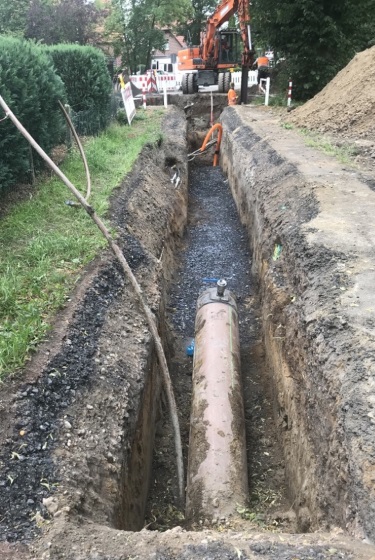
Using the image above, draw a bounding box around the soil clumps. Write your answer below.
[286,45,375,143]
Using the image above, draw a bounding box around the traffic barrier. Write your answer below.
[156,74,179,91]
[129,75,148,91]
[129,70,258,94]
[129,73,180,93]
[147,71,158,93]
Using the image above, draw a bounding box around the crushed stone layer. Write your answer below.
[146,163,293,532]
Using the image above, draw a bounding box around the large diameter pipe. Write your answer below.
[186,285,248,522]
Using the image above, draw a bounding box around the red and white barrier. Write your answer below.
[130,75,148,91]
[147,71,158,93]
[156,74,178,91]
[130,72,179,93]
[129,70,259,94]
[287,78,292,106]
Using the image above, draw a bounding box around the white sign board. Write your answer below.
[121,83,136,125]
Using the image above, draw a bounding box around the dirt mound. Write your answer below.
[286,46,375,139]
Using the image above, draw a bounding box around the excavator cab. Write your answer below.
[218,30,240,66]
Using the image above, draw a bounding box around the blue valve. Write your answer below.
[186,339,195,357]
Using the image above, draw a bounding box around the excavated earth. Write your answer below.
[285,45,375,173]
[1,94,375,559]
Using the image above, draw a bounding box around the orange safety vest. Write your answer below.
[227,88,237,105]
[257,56,269,68]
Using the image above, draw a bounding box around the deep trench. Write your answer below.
[143,151,295,531]
[2,104,374,553]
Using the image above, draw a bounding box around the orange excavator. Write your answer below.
[177,0,254,103]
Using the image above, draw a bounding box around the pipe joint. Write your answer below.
[216,278,227,297]
[197,285,236,311]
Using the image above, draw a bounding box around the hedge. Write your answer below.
[47,45,112,135]
[0,37,66,191]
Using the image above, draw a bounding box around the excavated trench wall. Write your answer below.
[220,107,375,540]
[63,108,190,532]
[102,109,189,530]
[0,108,190,542]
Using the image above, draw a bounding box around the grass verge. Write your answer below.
[280,122,357,165]
[299,128,356,164]
[0,111,163,378]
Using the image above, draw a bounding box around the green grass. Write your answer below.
[251,94,303,109]
[281,122,294,130]
[299,128,356,164]
[0,111,163,378]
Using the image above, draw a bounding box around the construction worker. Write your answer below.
[254,54,270,93]
[227,82,237,106]
[221,37,230,61]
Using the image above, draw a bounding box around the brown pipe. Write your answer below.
[199,123,223,166]
[186,284,248,522]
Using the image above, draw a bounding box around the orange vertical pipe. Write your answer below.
[186,285,248,522]
[199,123,223,166]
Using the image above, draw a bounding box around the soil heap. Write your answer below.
[286,45,375,140]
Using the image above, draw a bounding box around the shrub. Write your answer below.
[47,45,112,135]
[116,109,128,125]
[0,37,66,191]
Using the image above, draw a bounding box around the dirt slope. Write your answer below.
[286,46,375,139]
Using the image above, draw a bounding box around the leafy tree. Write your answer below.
[107,0,191,73]
[26,0,100,45]
[341,0,375,50]
[252,0,375,100]
[178,0,217,45]
[0,0,29,36]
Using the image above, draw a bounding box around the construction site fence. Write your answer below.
[129,70,258,93]
[232,70,258,87]
[129,73,181,92]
